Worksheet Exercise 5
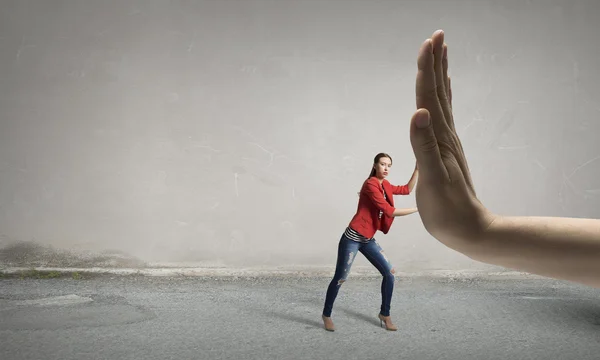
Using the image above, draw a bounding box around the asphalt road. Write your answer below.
[1,275,599,360]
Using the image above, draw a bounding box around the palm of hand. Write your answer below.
[412,30,495,250]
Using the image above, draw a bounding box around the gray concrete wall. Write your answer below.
[1,0,599,271]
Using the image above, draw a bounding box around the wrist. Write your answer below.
[458,210,502,259]
[431,205,498,256]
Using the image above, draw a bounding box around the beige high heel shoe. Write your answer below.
[322,315,335,331]
[378,313,398,331]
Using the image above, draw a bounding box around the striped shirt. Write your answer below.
[344,226,372,243]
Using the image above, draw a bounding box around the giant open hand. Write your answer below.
[409,30,497,253]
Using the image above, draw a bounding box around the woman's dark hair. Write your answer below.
[368,152,392,178]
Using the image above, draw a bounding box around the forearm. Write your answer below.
[393,208,418,216]
[407,170,418,192]
[469,215,600,288]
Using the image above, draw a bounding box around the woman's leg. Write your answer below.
[322,234,359,317]
[360,239,395,317]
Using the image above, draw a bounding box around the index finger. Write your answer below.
[415,35,450,140]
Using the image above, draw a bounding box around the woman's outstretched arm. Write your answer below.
[392,163,418,195]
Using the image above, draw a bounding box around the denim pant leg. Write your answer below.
[360,239,395,316]
[322,235,360,317]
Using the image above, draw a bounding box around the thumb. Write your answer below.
[409,108,447,181]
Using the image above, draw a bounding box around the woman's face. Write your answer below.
[373,157,392,179]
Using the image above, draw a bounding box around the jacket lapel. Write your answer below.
[382,181,393,207]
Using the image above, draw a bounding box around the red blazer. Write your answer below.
[348,176,410,239]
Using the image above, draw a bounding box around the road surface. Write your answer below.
[1,274,599,360]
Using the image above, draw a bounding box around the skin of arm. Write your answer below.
[405,165,418,193]
[392,164,418,195]
[466,215,600,288]
[393,207,418,216]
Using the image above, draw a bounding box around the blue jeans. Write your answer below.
[322,232,395,317]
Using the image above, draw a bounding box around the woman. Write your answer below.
[322,152,418,332]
